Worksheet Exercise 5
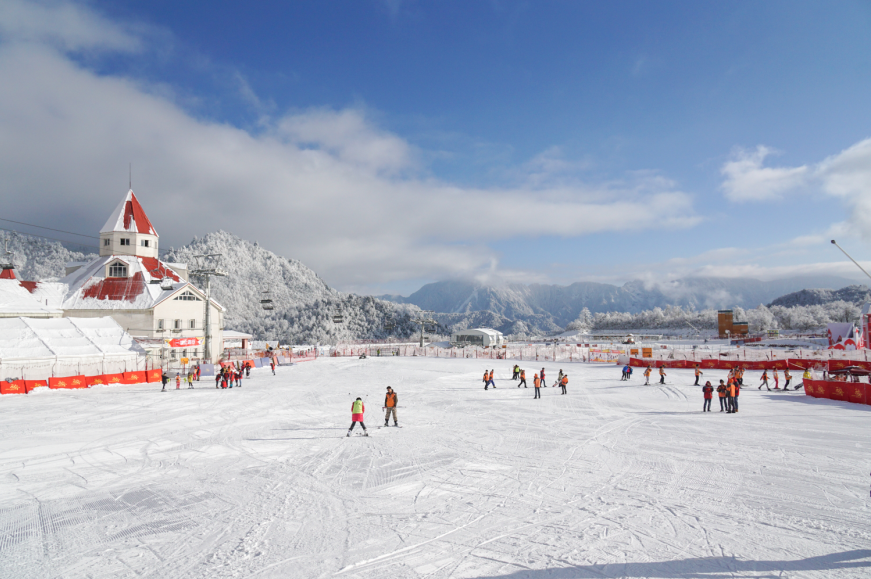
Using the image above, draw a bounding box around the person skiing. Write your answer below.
[270,359,276,376]
[488,370,496,389]
[245,363,251,378]
[483,370,490,390]
[702,380,713,412]
[694,364,703,386]
[717,380,727,412]
[659,365,666,385]
[161,370,169,392]
[773,369,780,390]
[559,374,568,395]
[235,368,242,388]
[556,369,565,388]
[621,365,630,381]
[533,373,541,399]
[518,369,527,388]
[737,366,745,386]
[783,369,792,390]
[175,373,181,390]
[727,378,736,413]
[759,370,771,391]
[187,371,194,389]
[215,370,221,389]
[626,366,632,380]
[195,364,201,381]
[643,365,652,385]
[733,379,741,412]
[540,368,547,387]
[512,365,520,380]
[348,397,368,436]
[384,386,398,427]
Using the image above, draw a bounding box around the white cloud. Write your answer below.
[0,0,141,53]
[720,145,809,202]
[0,1,703,292]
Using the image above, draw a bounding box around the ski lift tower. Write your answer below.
[190,254,227,363]
[411,310,438,347]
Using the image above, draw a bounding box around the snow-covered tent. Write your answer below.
[451,328,505,347]
[0,279,63,318]
[0,317,147,381]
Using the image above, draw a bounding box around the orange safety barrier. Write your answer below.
[700,359,719,369]
[24,380,47,392]
[123,371,145,384]
[1,380,26,395]
[48,375,86,389]
[87,375,107,387]
[146,368,162,383]
[804,379,870,405]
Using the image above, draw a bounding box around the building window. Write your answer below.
[173,290,201,302]
[103,238,110,247]
[120,238,130,246]
[108,263,127,277]
[140,239,150,247]
[157,319,164,330]
[189,319,196,329]
[174,319,181,330]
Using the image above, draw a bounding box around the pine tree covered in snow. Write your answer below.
[0,229,97,281]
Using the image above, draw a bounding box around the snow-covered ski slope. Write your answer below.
[1,358,869,578]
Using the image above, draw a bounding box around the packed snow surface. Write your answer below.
[0,358,869,578]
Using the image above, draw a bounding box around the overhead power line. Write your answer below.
[0,217,100,239]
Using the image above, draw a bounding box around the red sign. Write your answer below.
[165,337,203,348]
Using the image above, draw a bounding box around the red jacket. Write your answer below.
[702,384,713,399]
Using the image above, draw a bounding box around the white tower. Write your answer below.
[99,190,159,259]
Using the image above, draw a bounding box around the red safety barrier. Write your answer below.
[102,373,125,386]
[123,371,145,384]
[24,380,47,392]
[827,359,852,372]
[87,375,107,387]
[48,375,86,389]
[700,359,719,369]
[718,360,737,370]
[788,358,817,370]
[146,369,162,383]
[1,380,26,395]
[804,379,870,405]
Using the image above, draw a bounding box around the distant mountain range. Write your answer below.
[768,284,871,308]
[379,276,861,330]
[6,226,868,340]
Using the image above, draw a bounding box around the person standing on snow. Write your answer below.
[557,369,565,386]
[270,359,276,376]
[533,373,541,399]
[540,368,547,387]
[759,370,771,391]
[733,380,741,412]
[512,365,520,380]
[702,381,713,412]
[643,365,652,385]
[161,370,169,392]
[348,397,368,436]
[483,369,490,390]
[659,366,667,385]
[384,386,398,427]
[245,363,251,378]
[175,373,181,390]
[783,369,792,390]
[621,365,630,381]
[773,369,780,390]
[716,380,727,412]
[694,364,703,386]
[488,370,496,389]
[559,374,568,395]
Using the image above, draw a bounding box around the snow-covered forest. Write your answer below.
[565,302,863,333]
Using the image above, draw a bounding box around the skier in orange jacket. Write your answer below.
[533,373,541,399]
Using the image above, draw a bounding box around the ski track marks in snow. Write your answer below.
[0,358,870,578]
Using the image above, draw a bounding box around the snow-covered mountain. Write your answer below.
[1,229,97,281]
[382,276,859,329]
[768,284,871,308]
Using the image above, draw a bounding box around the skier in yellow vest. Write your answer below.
[347,398,368,437]
[643,366,652,385]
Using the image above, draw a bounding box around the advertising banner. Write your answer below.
[164,337,204,349]
[1,380,26,395]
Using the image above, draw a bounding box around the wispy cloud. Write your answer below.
[720,145,809,201]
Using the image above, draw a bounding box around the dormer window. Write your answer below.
[140,239,150,247]
[120,238,130,246]
[108,262,128,278]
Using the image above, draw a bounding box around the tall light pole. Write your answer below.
[831,240,871,283]
[190,254,227,363]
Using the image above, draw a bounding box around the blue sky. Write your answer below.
[2,1,871,294]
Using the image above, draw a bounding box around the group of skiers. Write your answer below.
[347,385,400,436]
[215,363,252,389]
[504,365,569,397]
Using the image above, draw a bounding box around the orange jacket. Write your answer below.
[560,376,568,386]
[489,371,494,380]
[483,372,489,381]
[520,370,525,378]
[385,392,397,407]
[695,367,701,376]
[534,376,540,388]
[659,367,666,375]
[644,368,651,376]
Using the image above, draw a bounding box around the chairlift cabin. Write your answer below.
[260,290,274,311]
[384,321,396,331]
[332,310,344,324]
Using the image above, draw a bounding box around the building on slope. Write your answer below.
[59,189,225,364]
[451,327,505,347]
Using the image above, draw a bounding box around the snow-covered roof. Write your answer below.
[452,327,503,338]
[0,279,63,317]
[224,330,253,339]
[0,317,146,361]
[100,189,158,235]
[58,254,223,312]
